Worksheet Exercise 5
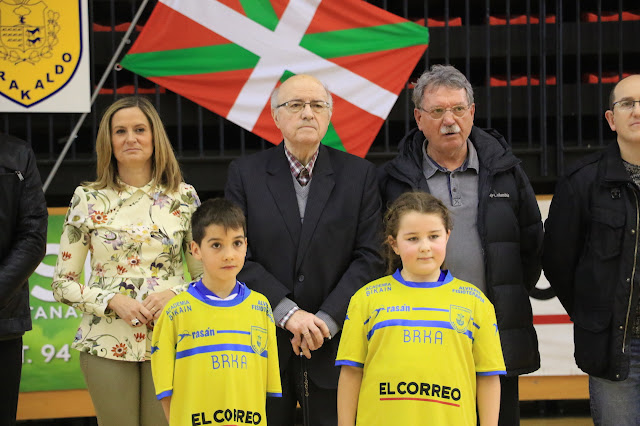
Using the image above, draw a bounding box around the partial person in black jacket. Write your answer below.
[544,74,640,426]
[378,64,542,425]
[0,134,47,425]
[225,74,384,426]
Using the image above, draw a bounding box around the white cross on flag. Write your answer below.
[122,0,429,156]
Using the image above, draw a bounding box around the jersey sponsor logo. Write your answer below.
[372,306,385,320]
[191,408,262,425]
[403,328,443,344]
[379,381,462,406]
[178,331,191,343]
[387,304,410,313]
[365,282,392,296]
[250,326,267,355]
[366,304,412,325]
[0,0,82,107]
[451,285,485,303]
[252,299,274,323]
[211,353,247,370]
[251,299,269,313]
[192,327,215,339]
[176,327,216,344]
[166,299,192,320]
[449,305,471,334]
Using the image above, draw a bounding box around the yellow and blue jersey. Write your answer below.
[336,270,505,426]
[152,280,281,426]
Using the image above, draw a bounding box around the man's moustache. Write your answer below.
[440,124,461,134]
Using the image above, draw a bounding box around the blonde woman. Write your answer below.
[52,97,202,426]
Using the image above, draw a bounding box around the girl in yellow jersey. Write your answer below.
[336,192,505,425]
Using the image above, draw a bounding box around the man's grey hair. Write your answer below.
[270,78,334,112]
[412,64,474,109]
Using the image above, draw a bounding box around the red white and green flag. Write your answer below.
[121,0,429,157]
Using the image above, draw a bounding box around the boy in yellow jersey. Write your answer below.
[152,198,281,425]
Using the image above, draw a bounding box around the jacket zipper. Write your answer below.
[15,171,23,181]
[623,186,640,353]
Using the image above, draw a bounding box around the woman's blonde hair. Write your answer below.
[87,96,183,193]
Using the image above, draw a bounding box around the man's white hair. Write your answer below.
[270,75,334,117]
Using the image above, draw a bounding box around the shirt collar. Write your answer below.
[116,177,155,198]
[284,144,319,181]
[422,138,479,178]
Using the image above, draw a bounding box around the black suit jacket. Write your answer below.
[225,143,384,388]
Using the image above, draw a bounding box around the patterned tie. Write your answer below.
[298,168,310,186]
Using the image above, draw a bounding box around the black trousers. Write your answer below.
[266,354,337,426]
[0,337,22,426]
[498,375,520,426]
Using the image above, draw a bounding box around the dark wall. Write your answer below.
[4,0,637,206]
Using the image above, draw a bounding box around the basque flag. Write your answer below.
[121,0,429,157]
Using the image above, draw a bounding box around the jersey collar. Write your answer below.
[392,269,454,288]
[188,279,251,307]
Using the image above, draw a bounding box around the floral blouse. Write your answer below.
[52,181,203,362]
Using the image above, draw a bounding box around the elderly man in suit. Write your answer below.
[225,74,384,426]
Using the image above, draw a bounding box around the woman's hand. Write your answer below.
[108,294,152,327]
[142,289,176,320]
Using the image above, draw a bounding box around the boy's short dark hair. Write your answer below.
[191,198,246,245]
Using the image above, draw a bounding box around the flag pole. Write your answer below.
[43,0,151,193]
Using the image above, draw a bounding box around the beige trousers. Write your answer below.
[79,352,168,426]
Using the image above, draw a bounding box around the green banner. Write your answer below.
[21,213,86,392]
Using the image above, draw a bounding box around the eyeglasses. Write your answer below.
[613,99,640,112]
[419,104,470,119]
[275,100,331,114]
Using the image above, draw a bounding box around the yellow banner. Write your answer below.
[0,0,89,111]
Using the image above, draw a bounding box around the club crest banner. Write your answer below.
[0,0,90,112]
